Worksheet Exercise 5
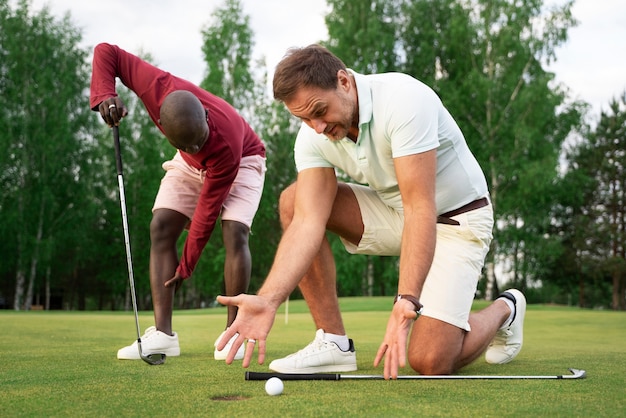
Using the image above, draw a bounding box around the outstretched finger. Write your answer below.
[163,277,182,289]
[373,343,388,368]
[226,333,245,365]
[216,327,238,352]
[242,338,256,368]
[257,339,266,365]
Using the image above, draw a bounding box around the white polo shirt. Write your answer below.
[294,70,488,214]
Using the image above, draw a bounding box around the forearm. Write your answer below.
[397,210,436,299]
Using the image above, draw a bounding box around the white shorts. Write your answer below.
[342,184,494,331]
[152,151,266,228]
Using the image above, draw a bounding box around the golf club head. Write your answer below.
[137,340,166,365]
[567,368,586,379]
[141,352,166,365]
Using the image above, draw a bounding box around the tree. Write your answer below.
[324,0,401,74]
[200,0,254,114]
[560,93,626,309]
[0,0,94,309]
[594,94,626,309]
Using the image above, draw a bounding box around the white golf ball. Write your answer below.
[265,377,284,396]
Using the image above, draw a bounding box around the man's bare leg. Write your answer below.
[297,236,344,334]
[149,208,189,335]
[407,299,511,375]
[222,220,251,327]
[280,182,364,335]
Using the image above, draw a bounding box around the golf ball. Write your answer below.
[265,377,284,396]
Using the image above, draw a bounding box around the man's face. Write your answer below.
[284,72,357,141]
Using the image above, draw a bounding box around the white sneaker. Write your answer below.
[117,326,180,360]
[485,289,526,364]
[269,329,357,373]
[214,330,244,360]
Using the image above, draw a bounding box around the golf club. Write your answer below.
[112,124,166,366]
[245,368,586,381]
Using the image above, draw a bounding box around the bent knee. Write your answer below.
[278,182,297,228]
[150,209,188,243]
[408,351,456,376]
[222,220,250,249]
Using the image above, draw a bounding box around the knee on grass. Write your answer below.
[408,351,456,376]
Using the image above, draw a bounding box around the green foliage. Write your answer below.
[200,0,254,112]
[557,92,626,309]
[324,0,400,73]
[0,0,621,310]
[0,0,94,309]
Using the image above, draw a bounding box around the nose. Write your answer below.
[311,119,327,134]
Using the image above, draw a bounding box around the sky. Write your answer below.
[19,0,626,119]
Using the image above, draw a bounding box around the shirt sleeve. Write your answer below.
[385,81,441,158]
[175,153,239,279]
[90,43,174,124]
[294,125,336,172]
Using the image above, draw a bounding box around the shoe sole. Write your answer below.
[269,362,357,374]
[117,347,180,360]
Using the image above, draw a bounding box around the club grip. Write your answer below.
[245,371,340,381]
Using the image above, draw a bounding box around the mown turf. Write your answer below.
[1,297,624,417]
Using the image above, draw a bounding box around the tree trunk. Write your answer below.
[23,199,45,310]
[612,270,622,310]
[578,275,585,308]
[45,266,51,310]
[14,269,25,311]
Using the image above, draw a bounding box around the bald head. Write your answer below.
[159,90,209,154]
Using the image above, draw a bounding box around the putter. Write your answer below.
[245,368,586,381]
[113,125,166,366]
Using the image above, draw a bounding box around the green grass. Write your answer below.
[2,297,625,417]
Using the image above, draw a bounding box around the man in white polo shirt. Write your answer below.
[217,44,526,378]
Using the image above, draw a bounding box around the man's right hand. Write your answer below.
[215,294,278,368]
[98,97,128,127]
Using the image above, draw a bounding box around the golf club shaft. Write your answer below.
[112,125,165,365]
[245,368,585,381]
[112,126,142,345]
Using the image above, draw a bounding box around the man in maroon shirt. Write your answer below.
[90,43,266,361]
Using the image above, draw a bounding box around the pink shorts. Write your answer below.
[152,152,266,228]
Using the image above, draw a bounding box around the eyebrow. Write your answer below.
[311,102,326,116]
[294,101,325,119]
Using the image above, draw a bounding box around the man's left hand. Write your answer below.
[373,299,417,379]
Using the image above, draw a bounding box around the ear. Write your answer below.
[337,69,352,92]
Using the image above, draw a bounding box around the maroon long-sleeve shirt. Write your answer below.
[90,43,265,279]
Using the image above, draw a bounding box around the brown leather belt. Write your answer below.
[437,197,489,225]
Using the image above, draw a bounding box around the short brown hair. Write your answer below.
[273,44,347,102]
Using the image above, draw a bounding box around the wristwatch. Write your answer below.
[394,294,423,318]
